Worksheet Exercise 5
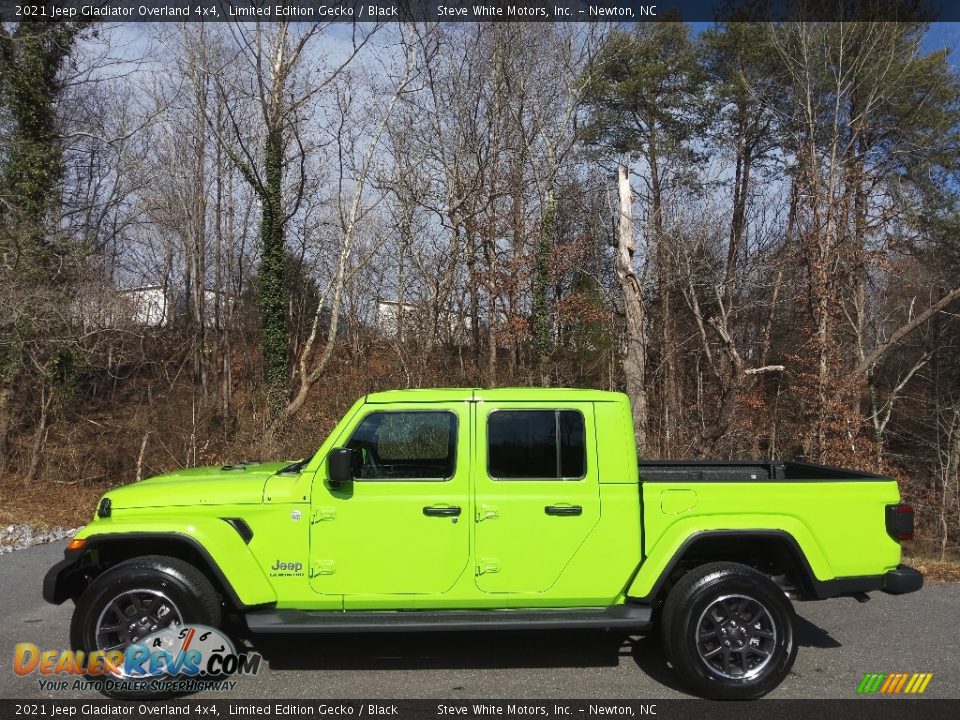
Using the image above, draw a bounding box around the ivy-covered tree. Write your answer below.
[0,21,88,476]
[0,22,86,273]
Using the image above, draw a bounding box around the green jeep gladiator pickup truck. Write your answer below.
[43,388,922,699]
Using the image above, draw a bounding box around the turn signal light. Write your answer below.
[67,538,86,551]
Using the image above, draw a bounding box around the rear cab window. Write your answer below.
[487,410,586,480]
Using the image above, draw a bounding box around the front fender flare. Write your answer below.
[49,519,277,608]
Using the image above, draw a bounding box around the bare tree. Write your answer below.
[207,21,376,422]
[282,32,420,422]
[615,164,648,452]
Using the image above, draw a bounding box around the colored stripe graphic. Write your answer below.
[879,674,897,693]
[858,673,932,694]
[857,673,886,693]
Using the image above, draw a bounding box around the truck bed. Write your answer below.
[637,459,887,482]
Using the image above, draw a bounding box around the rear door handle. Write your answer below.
[423,506,462,517]
[545,505,582,516]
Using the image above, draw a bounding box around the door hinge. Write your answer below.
[476,505,499,523]
[476,558,500,576]
[311,560,336,577]
[312,507,336,523]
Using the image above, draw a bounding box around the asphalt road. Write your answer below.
[1,543,957,700]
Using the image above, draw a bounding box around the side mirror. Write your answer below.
[327,448,356,488]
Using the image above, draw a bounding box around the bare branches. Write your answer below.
[283,34,420,420]
[2,20,959,562]
[853,286,960,380]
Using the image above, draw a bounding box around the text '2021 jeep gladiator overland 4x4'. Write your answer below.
[44,389,922,699]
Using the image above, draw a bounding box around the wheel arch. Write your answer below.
[47,529,276,610]
[631,529,825,603]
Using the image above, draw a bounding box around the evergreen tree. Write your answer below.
[583,21,705,454]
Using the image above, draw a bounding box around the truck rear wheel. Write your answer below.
[70,555,222,698]
[661,562,797,700]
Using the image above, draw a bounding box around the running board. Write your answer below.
[244,605,652,634]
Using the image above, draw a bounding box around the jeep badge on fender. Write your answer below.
[271,560,303,573]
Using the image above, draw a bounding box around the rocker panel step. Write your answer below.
[244,605,652,634]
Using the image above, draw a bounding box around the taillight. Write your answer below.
[885,503,914,542]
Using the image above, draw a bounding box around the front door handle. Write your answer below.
[545,505,582,516]
[423,505,462,517]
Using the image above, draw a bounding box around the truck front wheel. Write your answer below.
[70,555,222,697]
[661,562,797,700]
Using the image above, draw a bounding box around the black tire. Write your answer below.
[661,562,797,700]
[71,555,222,699]
[658,580,681,662]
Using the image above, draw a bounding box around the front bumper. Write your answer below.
[42,549,86,605]
[883,564,923,594]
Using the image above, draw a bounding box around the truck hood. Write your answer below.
[104,461,296,509]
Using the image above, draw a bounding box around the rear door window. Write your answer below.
[487,410,586,480]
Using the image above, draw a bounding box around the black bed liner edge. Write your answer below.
[637,459,889,482]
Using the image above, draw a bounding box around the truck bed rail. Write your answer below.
[637,459,888,482]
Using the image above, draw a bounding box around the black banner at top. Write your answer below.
[0,0,956,23]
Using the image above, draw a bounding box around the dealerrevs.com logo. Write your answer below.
[14,625,261,694]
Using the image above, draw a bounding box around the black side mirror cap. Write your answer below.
[327,448,356,488]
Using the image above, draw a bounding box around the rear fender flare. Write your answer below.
[628,517,831,601]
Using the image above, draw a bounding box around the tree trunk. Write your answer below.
[466,222,481,370]
[724,143,752,308]
[191,84,208,393]
[26,385,52,482]
[649,149,675,456]
[615,164,648,453]
[483,231,498,386]
[0,386,13,469]
[259,125,289,420]
[532,194,555,385]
